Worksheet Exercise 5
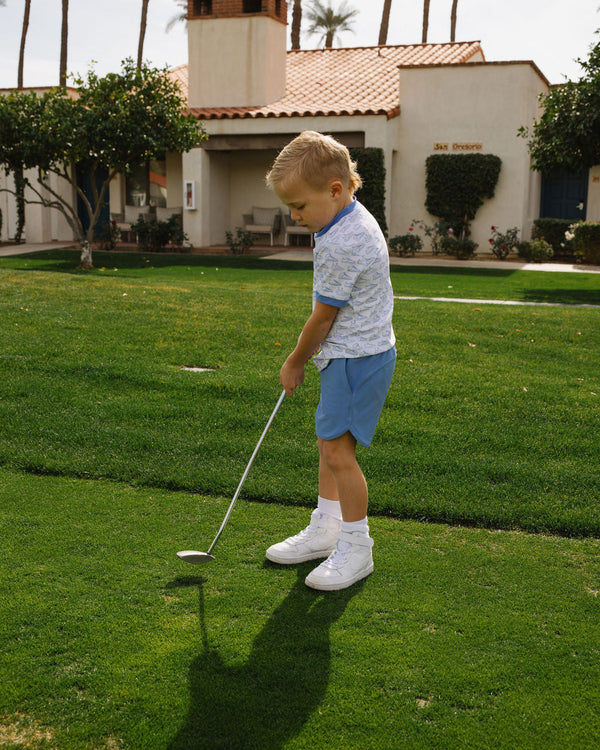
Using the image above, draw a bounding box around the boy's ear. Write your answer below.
[329,179,344,199]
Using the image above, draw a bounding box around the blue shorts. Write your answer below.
[315,347,396,447]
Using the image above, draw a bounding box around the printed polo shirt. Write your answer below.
[312,200,396,370]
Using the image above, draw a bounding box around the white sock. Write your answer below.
[340,518,370,537]
[317,496,342,521]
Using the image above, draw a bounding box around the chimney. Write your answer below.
[187,0,288,108]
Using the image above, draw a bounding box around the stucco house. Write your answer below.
[2,0,598,249]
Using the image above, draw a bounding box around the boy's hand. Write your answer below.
[280,356,305,396]
[280,300,338,396]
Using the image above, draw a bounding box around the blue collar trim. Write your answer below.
[315,198,357,238]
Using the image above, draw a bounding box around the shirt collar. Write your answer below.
[315,197,357,238]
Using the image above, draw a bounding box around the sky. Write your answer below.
[0,0,598,90]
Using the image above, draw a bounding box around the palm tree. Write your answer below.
[17,0,32,89]
[450,0,458,42]
[59,0,69,87]
[422,0,430,43]
[137,0,150,70]
[291,0,302,49]
[166,0,187,32]
[378,0,392,45]
[305,0,358,49]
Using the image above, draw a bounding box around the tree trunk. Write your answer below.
[450,0,458,42]
[137,0,150,70]
[422,0,430,43]
[378,0,392,46]
[291,0,302,50]
[59,0,69,86]
[325,30,333,48]
[79,240,93,270]
[18,0,32,89]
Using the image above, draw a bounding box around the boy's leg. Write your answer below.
[305,432,374,591]
[318,434,368,522]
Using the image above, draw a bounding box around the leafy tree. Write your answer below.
[0,60,205,268]
[305,0,358,49]
[378,0,392,45]
[520,40,600,174]
[166,0,187,32]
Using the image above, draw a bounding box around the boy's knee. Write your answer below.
[318,433,356,471]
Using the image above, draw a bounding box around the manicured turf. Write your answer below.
[1,249,599,748]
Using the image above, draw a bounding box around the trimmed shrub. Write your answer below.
[444,235,478,259]
[388,230,423,256]
[570,222,600,265]
[425,153,502,238]
[132,215,189,253]
[518,238,554,263]
[532,218,573,258]
[350,147,388,237]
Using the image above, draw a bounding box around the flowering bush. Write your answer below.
[411,219,453,255]
[388,227,423,256]
[488,225,520,259]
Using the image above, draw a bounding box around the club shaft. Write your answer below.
[207,389,286,554]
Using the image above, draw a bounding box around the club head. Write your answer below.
[177,550,216,565]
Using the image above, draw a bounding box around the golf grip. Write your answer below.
[207,389,286,554]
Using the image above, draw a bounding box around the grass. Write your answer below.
[1,249,600,748]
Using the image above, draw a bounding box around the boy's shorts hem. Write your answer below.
[315,347,396,447]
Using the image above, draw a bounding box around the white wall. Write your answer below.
[587,166,600,222]
[393,62,549,251]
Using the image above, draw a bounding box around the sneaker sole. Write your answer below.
[265,547,336,565]
[304,562,374,591]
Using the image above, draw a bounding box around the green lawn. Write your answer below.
[1,249,599,749]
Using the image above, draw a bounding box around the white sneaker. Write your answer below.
[305,531,374,591]
[266,510,340,564]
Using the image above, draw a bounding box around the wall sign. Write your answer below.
[433,142,483,152]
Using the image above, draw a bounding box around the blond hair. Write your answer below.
[266,131,362,193]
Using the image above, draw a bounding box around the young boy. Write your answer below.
[265,131,396,591]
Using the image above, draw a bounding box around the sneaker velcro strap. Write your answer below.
[338,531,374,548]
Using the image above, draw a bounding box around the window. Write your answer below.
[193,0,212,16]
[125,159,167,208]
[243,0,262,13]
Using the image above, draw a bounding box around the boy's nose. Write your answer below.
[291,208,301,222]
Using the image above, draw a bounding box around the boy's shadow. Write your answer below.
[167,569,363,750]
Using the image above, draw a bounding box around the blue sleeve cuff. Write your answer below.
[315,292,349,308]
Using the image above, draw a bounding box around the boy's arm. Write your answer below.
[280,300,339,396]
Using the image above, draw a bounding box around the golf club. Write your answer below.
[177,389,286,565]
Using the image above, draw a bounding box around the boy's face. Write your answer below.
[275,177,349,234]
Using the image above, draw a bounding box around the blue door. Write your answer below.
[540,170,588,220]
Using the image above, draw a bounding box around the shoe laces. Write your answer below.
[323,539,352,569]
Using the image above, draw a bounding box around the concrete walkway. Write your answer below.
[1,242,600,274]
[267,249,600,274]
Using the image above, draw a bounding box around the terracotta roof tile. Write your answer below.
[170,41,484,120]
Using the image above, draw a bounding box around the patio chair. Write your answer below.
[114,205,152,242]
[242,206,281,246]
[283,212,314,247]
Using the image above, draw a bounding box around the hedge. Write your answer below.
[350,147,388,237]
[425,153,502,238]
